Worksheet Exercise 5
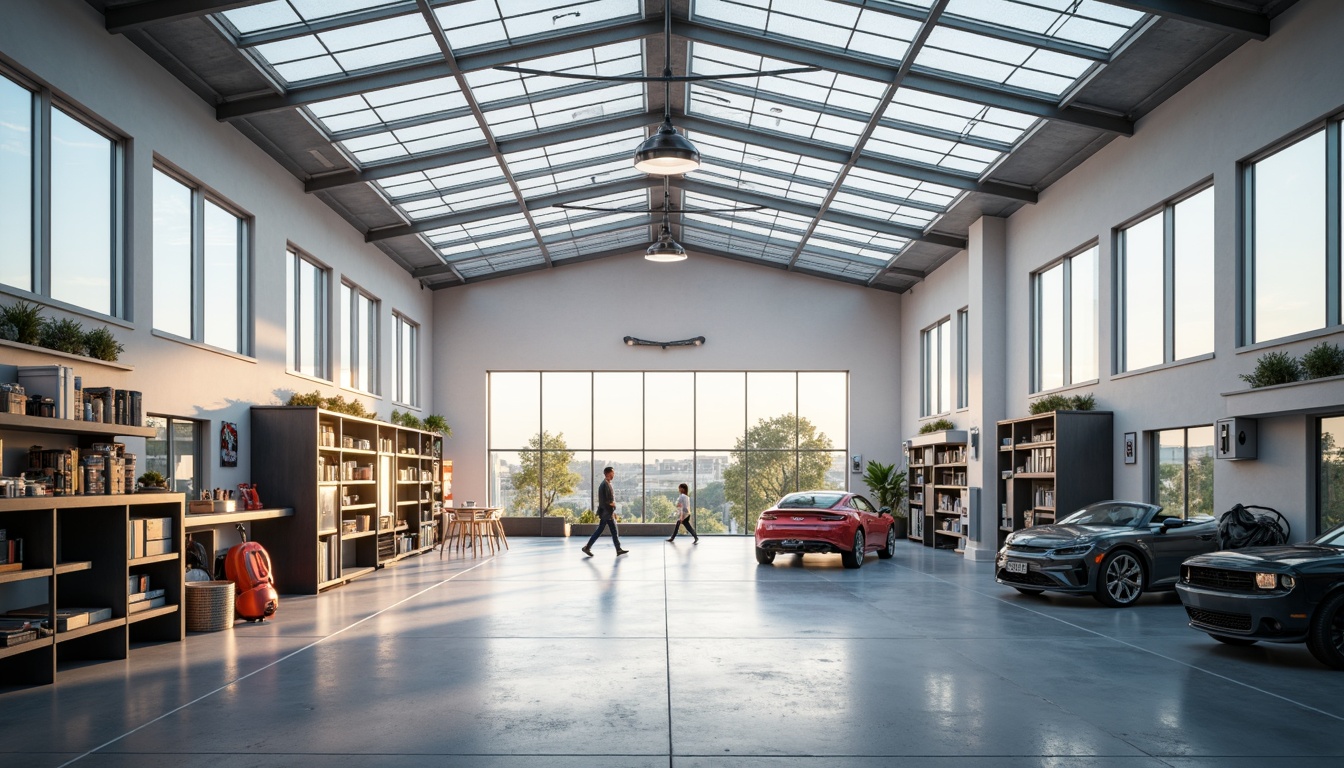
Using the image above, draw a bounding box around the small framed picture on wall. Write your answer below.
[221,421,239,467]
[1123,432,1137,465]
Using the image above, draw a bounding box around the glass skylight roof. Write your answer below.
[465,41,643,105]
[692,0,924,63]
[944,0,1146,51]
[532,188,653,243]
[546,224,652,260]
[426,211,537,259]
[805,220,909,263]
[435,0,643,53]
[454,248,547,277]
[221,0,404,35]
[306,77,472,134]
[505,128,647,176]
[689,84,868,150]
[884,89,1038,146]
[918,26,1092,96]
[228,8,437,85]
[865,124,1002,175]
[483,82,645,138]
[689,44,887,118]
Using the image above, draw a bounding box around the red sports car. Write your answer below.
[754,491,898,569]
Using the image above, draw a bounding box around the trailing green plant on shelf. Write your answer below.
[0,300,44,346]
[390,409,423,430]
[422,414,453,438]
[137,470,167,489]
[1240,350,1302,389]
[862,460,907,517]
[919,418,955,434]
[286,391,324,407]
[1028,393,1096,414]
[1300,341,1344,380]
[84,327,124,362]
[39,316,87,355]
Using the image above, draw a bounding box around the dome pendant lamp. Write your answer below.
[633,0,700,176]
[645,216,688,262]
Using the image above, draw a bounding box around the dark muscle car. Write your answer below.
[997,500,1218,607]
[1176,520,1344,669]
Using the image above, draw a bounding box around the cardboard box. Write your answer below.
[143,539,173,557]
[188,500,235,514]
[128,519,145,559]
[144,517,173,540]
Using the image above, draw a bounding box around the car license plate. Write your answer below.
[781,539,801,547]
[1004,560,1028,574]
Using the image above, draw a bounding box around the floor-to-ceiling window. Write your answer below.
[489,371,847,534]
[920,318,950,417]
[1319,416,1344,534]
[1155,426,1215,518]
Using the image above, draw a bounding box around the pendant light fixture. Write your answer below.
[645,215,687,262]
[634,1,699,175]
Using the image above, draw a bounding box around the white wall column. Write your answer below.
[964,216,1008,561]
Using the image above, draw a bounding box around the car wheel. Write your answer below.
[841,529,865,569]
[1014,587,1044,596]
[1094,550,1144,607]
[1305,591,1344,670]
[1208,634,1258,646]
[755,547,775,565]
[878,526,896,559]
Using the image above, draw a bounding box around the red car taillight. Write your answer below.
[819,514,846,521]
[760,513,777,520]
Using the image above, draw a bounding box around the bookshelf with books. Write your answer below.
[906,430,969,552]
[996,410,1113,548]
[249,407,443,594]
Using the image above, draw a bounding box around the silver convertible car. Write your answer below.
[996,500,1219,607]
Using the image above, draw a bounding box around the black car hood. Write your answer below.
[1184,545,1344,569]
[1008,524,1126,547]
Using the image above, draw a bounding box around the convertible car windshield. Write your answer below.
[778,492,845,509]
[1315,522,1344,547]
[1059,503,1150,527]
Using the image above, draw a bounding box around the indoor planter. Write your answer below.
[862,460,908,539]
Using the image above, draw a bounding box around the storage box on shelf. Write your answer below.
[996,410,1113,548]
[249,407,443,594]
[906,430,969,553]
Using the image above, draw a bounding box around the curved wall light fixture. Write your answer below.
[623,336,706,349]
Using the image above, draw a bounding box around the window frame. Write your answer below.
[1151,425,1215,520]
[1241,120,1342,346]
[144,414,204,497]
[1318,415,1344,536]
[152,162,252,354]
[956,307,969,410]
[0,67,126,319]
[920,317,951,417]
[340,280,380,395]
[393,311,420,408]
[1031,244,1098,393]
[1116,183,1214,373]
[287,246,330,380]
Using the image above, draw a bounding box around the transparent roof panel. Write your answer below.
[844,166,962,209]
[691,0,924,63]
[436,0,643,53]
[306,77,470,134]
[829,191,939,229]
[505,128,646,176]
[689,43,887,119]
[688,84,867,150]
[866,124,1002,175]
[376,156,503,200]
[220,0,404,35]
[919,26,1093,96]
[807,220,909,263]
[691,132,844,186]
[465,41,643,105]
[532,188,652,240]
[795,252,880,280]
[243,11,439,85]
[514,156,641,198]
[945,0,1146,51]
[546,224,652,260]
[455,248,547,277]
[426,211,537,258]
[681,190,810,263]
[483,82,644,139]
[336,113,485,163]
[884,89,1038,146]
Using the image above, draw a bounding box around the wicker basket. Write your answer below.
[185,581,235,632]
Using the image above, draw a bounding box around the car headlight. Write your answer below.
[1255,572,1278,590]
[1280,575,1296,590]
[1050,544,1093,557]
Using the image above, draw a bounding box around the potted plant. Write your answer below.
[863,460,908,539]
[137,470,169,492]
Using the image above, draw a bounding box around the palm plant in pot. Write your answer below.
[863,460,908,539]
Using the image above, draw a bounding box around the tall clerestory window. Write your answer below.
[1032,245,1098,392]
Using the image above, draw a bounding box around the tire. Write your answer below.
[755,547,775,565]
[1014,587,1044,596]
[878,526,896,559]
[1094,550,1144,607]
[1305,591,1344,670]
[841,529,865,569]
[1208,634,1258,646]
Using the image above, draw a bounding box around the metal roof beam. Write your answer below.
[675,20,1133,136]
[679,115,1035,203]
[1097,0,1270,39]
[307,110,658,192]
[105,0,267,33]
[367,176,660,241]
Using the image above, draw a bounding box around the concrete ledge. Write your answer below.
[499,516,571,537]
[570,522,676,537]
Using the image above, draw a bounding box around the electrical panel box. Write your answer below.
[1216,417,1257,460]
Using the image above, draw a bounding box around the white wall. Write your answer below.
[431,253,903,503]
[906,0,1344,538]
[0,0,433,490]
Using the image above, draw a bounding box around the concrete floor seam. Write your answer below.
[892,560,1344,724]
[663,543,675,768]
[51,557,494,768]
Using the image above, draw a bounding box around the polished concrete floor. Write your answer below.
[2,536,1342,767]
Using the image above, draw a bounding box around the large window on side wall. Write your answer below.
[488,372,848,535]
[0,71,124,318]
[144,416,203,496]
[1155,426,1214,519]
[286,248,329,379]
[340,282,378,394]
[1244,124,1342,344]
[1320,416,1344,534]
[152,166,251,354]
[920,318,950,417]
[393,312,419,407]
[1118,186,1214,371]
[1032,245,1097,392]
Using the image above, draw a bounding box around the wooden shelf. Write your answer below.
[396,500,421,506]
[934,463,966,468]
[341,447,376,455]
[129,553,178,567]
[341,480,376,486]
[933,484,967,490]
[318,577,345,590]
[341,565,376,581]
[0,494,184,512]
[185,507,294,529]
[0,567,53,585]
[55,617,126,643]
[1034,506,1056,512]
[317,528,338,537]
[0,635,52,660]
[1013,472,1054,479]
[0,411,155,438]
[54,561,93,575]
[933,509,965,516]
[343,530,376,540]
[996,410,1113,551]
[128,604,178,624]
[934,530,966,539]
